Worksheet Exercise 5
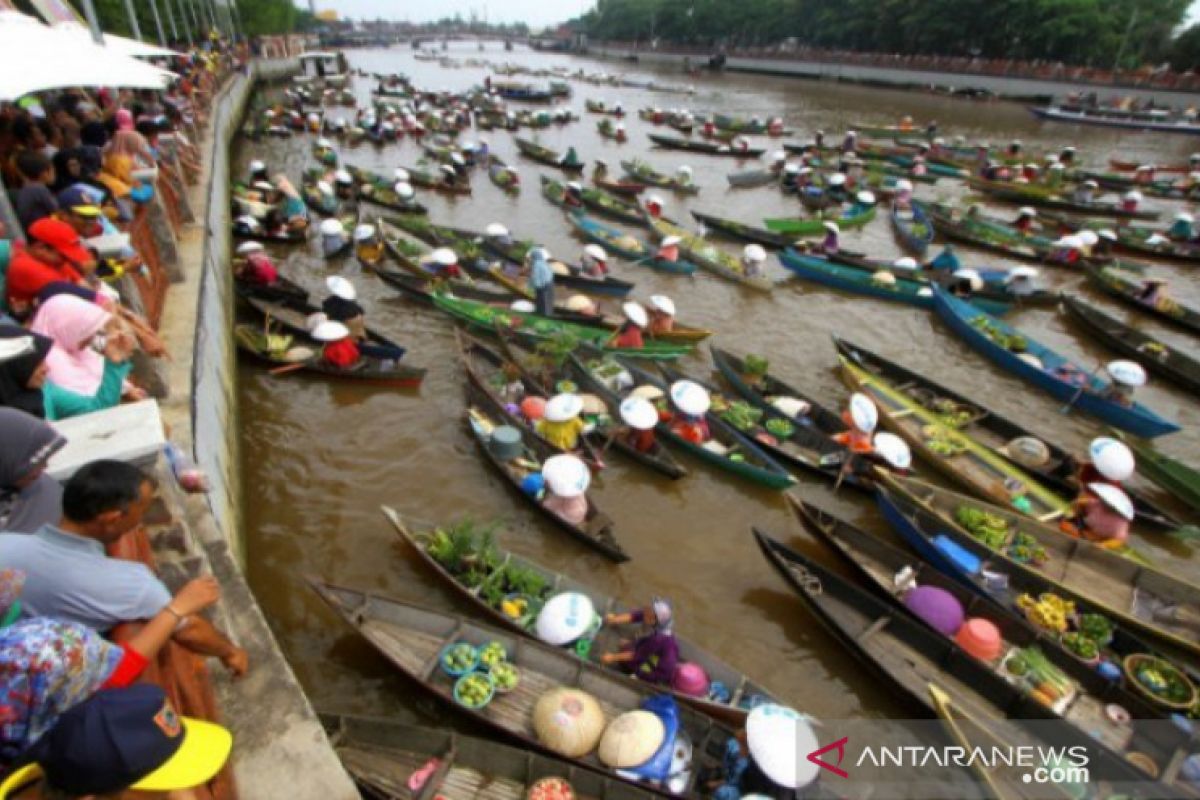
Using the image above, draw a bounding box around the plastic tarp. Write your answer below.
[0,11,175,101]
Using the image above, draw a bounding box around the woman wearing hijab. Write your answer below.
[0,327,51,417]
[600,597,680,686]
[0,409,65,534]
[27,295,137,420]
[100,130,156,218]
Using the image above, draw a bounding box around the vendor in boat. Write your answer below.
[537,393,587,451]
[527,247,556,317]
[333,169,355,201]
[1075,436,1135,494]
[1132,164,1157,185]
[819,222,840,256]
[353,224,384,265]
[780,163,801,191]
[439,164,460,189]
[732,136,751,153]
[1018,163,1039,184]
[248,159,270,185]
[540,454,590,527]
[645,194,666,220]
[560,146,582,170]
[1059,145,1078,167]
[833,393,878,454]
[600,597,679,685]
[708,704,819,800]
[1044,161,1066,188]
[394,180,420,207]
[1102,359,1147,408]
[1169,212,1196,241]
[1068,483,1135,548]
[314,138,337,166]
[449,152,468,179]
[484,222,515,250]
[1013,206,1038,234]
[676,164,694,187]
[769,150,787,174]
[894,179,914,209]
[1121,189,1143,214]
[581,244,609,279]
[311,317,360,369]
[1073,179,1099,205]
[826,172,849,198]
[948,268,984,300]
[273,175,308,229]
[1049,234,1084,265]
[319,218,348,258]
[668,379,711,444]
[610,302,648,349]
[564,294,599,317]
[841,130,858,152]
[617,395,659,453]
[1003,266,1041,298]
[563,181,585,208]
[742,244,768,278]
[615,122,628,143]
[233,242,278,287]
[426,247,463,280]
[813,130,826,149]
[1135,278,1169,307]
[322,276,366,340]
[1006,139,1023,158]
[657,234,682,264]
[647,295,676,335]
[911,154,928,178]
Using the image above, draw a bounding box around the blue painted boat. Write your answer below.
[890,200,933,256]
[779,250,1013,315]
[931,286,1179,438]
[566,212,697,275]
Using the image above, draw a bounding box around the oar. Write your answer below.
[268,361,308,376]
[1058,360,1106,414]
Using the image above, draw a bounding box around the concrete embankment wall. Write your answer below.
[179,59,359,799]
[588,46,1200,106]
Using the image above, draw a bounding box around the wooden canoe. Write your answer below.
[932,286,1179,439]
[593,173,647,197]
[400,163,472,195]
[833,337,1183,533]
[725,169,778,188]
[1061,294,1200,395]
[710,347,847,439]
[233,324,425,388]
[890,200,933,256]
[569,354,795,489]
[566,212,697,276]
[761,202,877,236]
[488,157,521,195]
[618,160,699,195]
[647,218,774,292]
[1086,265,1200,338]
[688,212,792,249]
[1120,435,1200,517]
[796,498,1183,727]
[875,473,1200,654]
[345,164,427,214]
[752,529,1197,793]
[387,507,780,724]
[233,270,308,305]
[1043,215,1200,265]
[308,580,741,796]
[541,175,647,227]
[463,381,627,562]
[319,711,660,800]
[965,177,1160,220]
[646,133,765,158]
[515,137,584,174]
[241,295,408,357]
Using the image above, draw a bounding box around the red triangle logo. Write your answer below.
[807,736,849,779]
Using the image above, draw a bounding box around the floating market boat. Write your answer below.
[725,168,779,189]
[345,164,427,213]
[761,202,877,236]
[619,160,699,195]
[232,271,308,305]
[1120,435,1200,517]
[779,250,1013,315]
[965,177,1160,220]
[1061,295,1200,395]
[308,580,748,798]
[890,200,933,256]
[753,528,1198,793]
[541,175,647,226]
[566,213,697,275]
[515,136,585,174]
[464,381,626,561]
[931,287,1179,439]
[400,163,472,195]
[388,507,782,724]
[320,712,662,800]
[1038,214,1200,264]
[834,337,1183,532]
[233,323,425,388]
[646,133,765,158]
[1086,265,1200,337]
[688,212,792,249]
[569,353,796,489]
[647,218,775,292]
[487,156,520,195]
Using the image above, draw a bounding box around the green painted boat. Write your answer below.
[1087,265,1200,337]
[566,212,698,275]
[619,158,699,195]
[761,201,877,235]
[966,176,1160,220]
[689,211,792,248]
[567,353,795,489]
[515,136,584,174]
[647,218,775,292]
[431,293,692,360]
[1120,434,1200,516]
[540,175,646,226]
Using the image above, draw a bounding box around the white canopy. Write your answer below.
[54,21,181,59]
[0,11,174,102]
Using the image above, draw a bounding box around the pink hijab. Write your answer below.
[115,108,135,131]
[30,295,111,394]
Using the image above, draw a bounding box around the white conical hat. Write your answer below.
[649,295,675,315]
[584,244,607,262]
[311,320,350,342]
[892,257,918,270]
[670,380,710,415]
[743,244,767,262]
[619,396,658,430]
[319,218,344,236]
[1089,437,1135,481]
[535,592,596,645]
[325,275,356,301]
[236,241,265,255]
[849,393,878,432]
[432,247,458,266]
[746,704,819,789]
[857,191,876,205]
[396,182,415,198]
[1089,483,1135,521]
[510,299,536,313]
[622,302,648,328]
[394,167,410,182]
[1106,360,1146,387]
[952,269,983,291]
[544,393,584,422]
[542,454,590,497]
[823,221,840,234]
[873,432,911,470]
[334,169,353,184]
[353,224,376,242]
[485,222,509,238]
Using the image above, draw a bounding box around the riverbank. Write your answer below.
[585,44,1200,106]
[156,57,357,799]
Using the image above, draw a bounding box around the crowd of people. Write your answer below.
[0,32,251,800]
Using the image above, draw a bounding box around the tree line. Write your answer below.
[577,0,1200,71]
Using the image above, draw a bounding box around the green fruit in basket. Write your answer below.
[479,641,507,666]
[492,662,519,689]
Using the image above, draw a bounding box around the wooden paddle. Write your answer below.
[1059,360,1106,414]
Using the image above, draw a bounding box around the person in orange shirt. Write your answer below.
[833,393,878,454]
[5,219,91,316]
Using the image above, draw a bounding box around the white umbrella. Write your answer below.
[53,22,181,59]
[0,11,173,102]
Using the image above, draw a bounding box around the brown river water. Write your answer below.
[234,44,1200,735]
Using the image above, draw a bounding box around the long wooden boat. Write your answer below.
[344,164,427,214]
[400,163,472,195]
[725,168,777,189]
[752,529,1199,794]
[232,270,309,305]
[1062,294,1200,395]
[688,211,792,249]
[567,213,697,276]
[1086,265,1200,338]
[1120,435,1200,517]
[488,157,520,195]
[457,331,605,470]
[320,712,661,800]
[658,362,847,485]
[932,286,1179,439]
[619,160,699,195]
[593,173,647,197]
[308,581,745,795]
[464,381,626,561]
[230,224,306,245]
[711,114,791,136]
[646,133,765,158]
[710,346,848,441]
[387,507,781,724]
[965,176,1159,220]
[568,353,795,489]
[834,337,1183,532]
[233,324,425,388]
[761,202,877,236]
[432,293,693,361]
[797,499,1186,728]
[300,168,342,217]
[1040,215,1200,264]
[241,295,409,356]
[876,474,1200,653]
[541,176,647,226]
[1031,105,1200,136]
[927,205,1060,264]
[890,200,933,256]
[647,218,774,292]
[515,136,584,174]
[779,250,1013,315]
[1110,157,1192,174]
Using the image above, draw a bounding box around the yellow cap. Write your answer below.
[0,764,41,798]
[132,717,233,792]
[69,205,102,218]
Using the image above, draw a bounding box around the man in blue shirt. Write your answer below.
[527,247,555,317]
[0,460,248,677]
